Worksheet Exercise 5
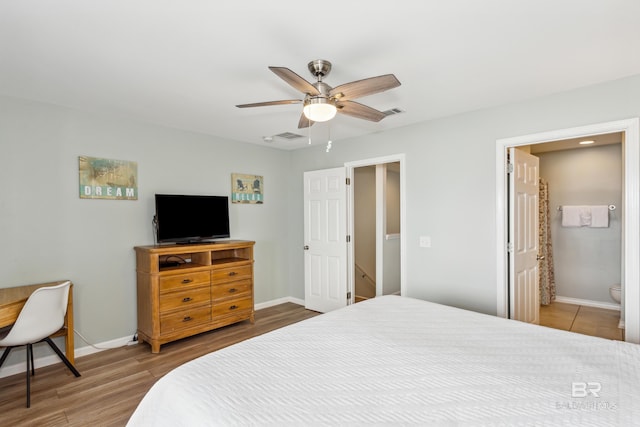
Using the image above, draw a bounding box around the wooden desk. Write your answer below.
[0,280,75,366]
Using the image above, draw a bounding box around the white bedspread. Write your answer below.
[128,296,640,426]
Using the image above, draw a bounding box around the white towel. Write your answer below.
[590,205,610,228]
[561,205,609,227]
[562,205,591,227]
[579,208,592,226]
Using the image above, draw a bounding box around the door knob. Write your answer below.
[537,254,545,261]
[303,245,309,250]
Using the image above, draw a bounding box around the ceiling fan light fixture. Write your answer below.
[303,97,337,122]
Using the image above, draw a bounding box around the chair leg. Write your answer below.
[0,347,11,369]
[30,345,35,376]
[26,344,32,408]
[43,337,80,377]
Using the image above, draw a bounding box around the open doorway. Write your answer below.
[346,154,406,304]
[303,155,405,313]
[352,162,401,302]
[511,135,623,340]
[495,118,640,344]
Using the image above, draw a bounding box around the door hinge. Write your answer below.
[507,163,514,174]
[347,291,352,300]
[507,242,513,253]
[346,235,351,243]
[346,177,351,185]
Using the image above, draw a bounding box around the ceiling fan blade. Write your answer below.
[330,74,400,101]
[236,99,302,108]
[269,66,320,96]
[297,112,315,129]
[336,100,387,122]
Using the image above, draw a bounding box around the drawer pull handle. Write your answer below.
[183,316,192,322]
[182,297,192,303]
[228,288,237,293]
[228,271,237,276]
[181,279,193,284]
[229,305,238,310]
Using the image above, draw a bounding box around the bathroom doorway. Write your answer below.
[495,118,640,344]
[530,134,622,309]
[515,134,623,340]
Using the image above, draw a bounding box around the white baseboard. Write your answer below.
[1,296,306,379]
[554,296,621,311]
[0,335,134,379]
[255,296,304,310]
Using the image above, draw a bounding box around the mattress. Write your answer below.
[127,295,640,426]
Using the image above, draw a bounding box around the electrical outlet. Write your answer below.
[419,236,431,248]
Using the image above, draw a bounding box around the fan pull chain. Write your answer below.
[326,122,332,153]
[308,118,312,144]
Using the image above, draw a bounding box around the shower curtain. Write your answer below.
[538,178,556,305]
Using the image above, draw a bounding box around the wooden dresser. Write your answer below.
[134,240,255,353]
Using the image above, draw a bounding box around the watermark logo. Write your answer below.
[571,381,601,398]
[556,381,617,411]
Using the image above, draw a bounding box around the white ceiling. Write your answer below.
[2,1,640,150]
[530,132,622,154]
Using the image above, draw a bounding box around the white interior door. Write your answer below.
[509,147,540,324]
[304,167,348,312]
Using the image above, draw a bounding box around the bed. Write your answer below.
[127,295,640,426]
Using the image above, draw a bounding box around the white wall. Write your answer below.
[3,73,640,364]
[289,74,640,315]
[538,144,622,303]
[0,96,292,365]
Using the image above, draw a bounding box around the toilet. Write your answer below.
[609,284,621,304]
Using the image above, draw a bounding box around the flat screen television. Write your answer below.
[154,194,230,243]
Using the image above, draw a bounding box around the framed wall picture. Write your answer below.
[79,156,138,200]
[231,173,263,204]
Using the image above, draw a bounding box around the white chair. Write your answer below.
[0,281,81,407]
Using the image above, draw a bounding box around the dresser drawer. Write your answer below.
[160,271,210,292]
[161,305,211,333]
[211,265,252,283]
[212,279,252,300]
[212,296,253,317]
[160,286,210,313]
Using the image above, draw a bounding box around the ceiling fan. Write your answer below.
[236,59,401,129]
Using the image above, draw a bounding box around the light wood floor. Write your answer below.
[0,302,320,427]
[539,302,623,341]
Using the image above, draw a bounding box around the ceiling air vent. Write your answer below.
[383,108,405,116]
[275,132,304,140]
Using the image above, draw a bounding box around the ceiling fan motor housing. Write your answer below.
[308,59,332,80]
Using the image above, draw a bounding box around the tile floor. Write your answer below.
[539,302,623,341]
